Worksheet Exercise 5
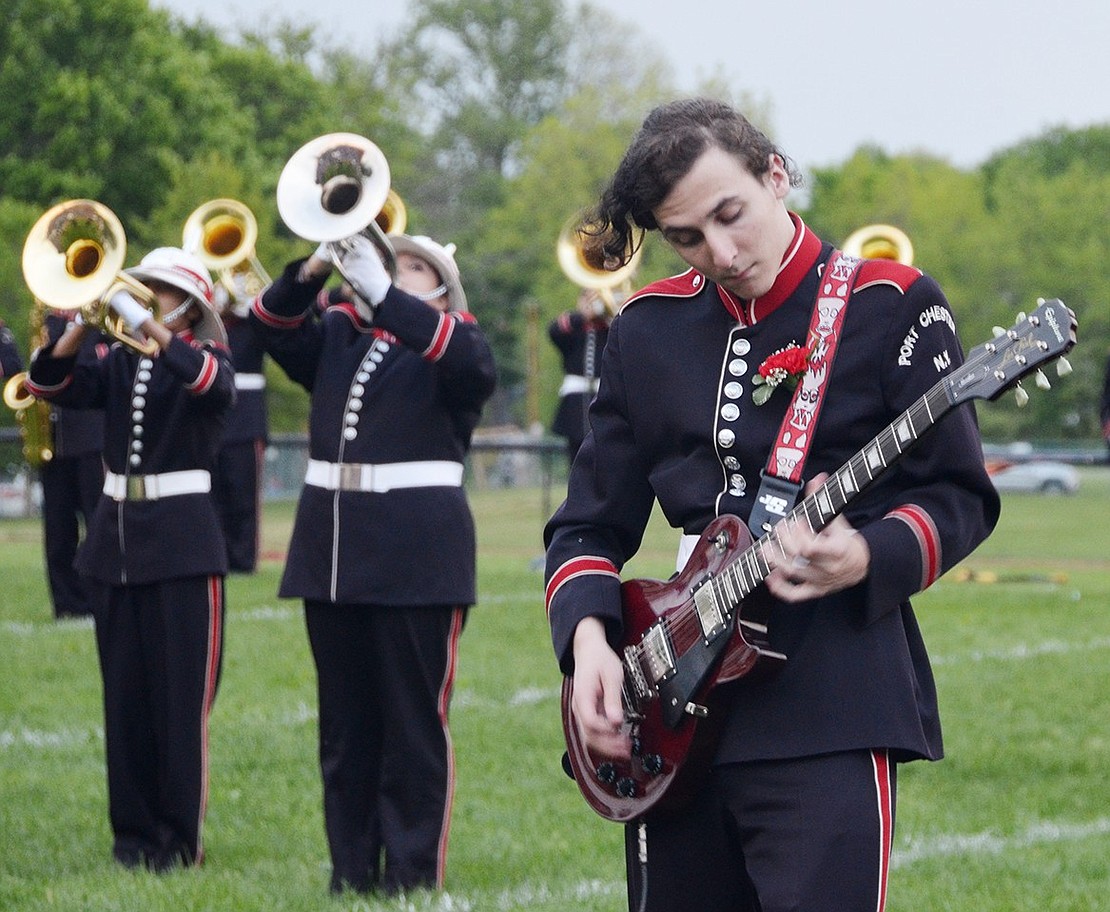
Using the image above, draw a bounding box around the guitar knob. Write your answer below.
[616,777,638,798]
[596,762,617,784]
[641,753,664,776]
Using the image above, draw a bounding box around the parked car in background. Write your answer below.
[985,458,1080,494]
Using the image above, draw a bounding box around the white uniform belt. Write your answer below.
[305,459,464,493]
[103,469,212,502]
[559,374,600,396]
[235,373,267,390]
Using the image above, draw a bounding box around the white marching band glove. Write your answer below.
[334,234,391,307]
[108,290,151,332]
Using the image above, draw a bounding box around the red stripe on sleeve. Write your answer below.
[888,504,941,590]
[545,556,620,617]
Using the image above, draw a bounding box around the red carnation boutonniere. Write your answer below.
[751,342,811,406]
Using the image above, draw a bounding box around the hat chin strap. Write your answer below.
[161,299,196,326]
[412,284,448,302]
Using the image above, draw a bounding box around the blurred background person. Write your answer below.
[39,311,109,619]
[548,287,611,466]
[211,282,270,573]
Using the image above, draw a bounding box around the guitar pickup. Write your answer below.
[692,578,730,640]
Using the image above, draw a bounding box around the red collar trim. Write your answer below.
[715,213,822,325]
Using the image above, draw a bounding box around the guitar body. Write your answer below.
[561,514,786,822]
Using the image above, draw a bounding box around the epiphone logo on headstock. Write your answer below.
[1043,305,1065,344]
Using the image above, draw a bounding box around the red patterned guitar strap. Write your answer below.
[746,249,863,538]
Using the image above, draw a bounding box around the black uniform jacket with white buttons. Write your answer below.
[251,261,497,607]
[27,332,235,586]
[544,216,1000,765]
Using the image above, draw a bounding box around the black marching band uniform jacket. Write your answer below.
[545,216,999,766]
[549,309,610,450]
[27,330,235,585]
[250,261,497,607]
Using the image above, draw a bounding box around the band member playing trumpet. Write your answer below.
[27,247,235,872]
[251,230,496,896]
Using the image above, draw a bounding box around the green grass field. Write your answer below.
[2,468,1109,911]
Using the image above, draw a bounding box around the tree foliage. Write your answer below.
[0,0,1106,443]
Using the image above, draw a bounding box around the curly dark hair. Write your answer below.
[583,98,801,268]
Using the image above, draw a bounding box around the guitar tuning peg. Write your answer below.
[1035,370,1051,390]
[1056,357,1072,377]
[992,326,1007,337]
[1014,384,1030,407]
[1016,311,1027,324]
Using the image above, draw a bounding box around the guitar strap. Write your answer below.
[746,249,862,538]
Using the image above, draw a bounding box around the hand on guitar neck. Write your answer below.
[763,473,871,603]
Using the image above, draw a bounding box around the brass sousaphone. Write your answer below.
[276,133,403,295]
[22,199,161,355]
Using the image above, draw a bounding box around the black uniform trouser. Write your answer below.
[625,750,896,912]
[305,601,466,894]
[212,439,263,573]
[40,452,104,618]
[94,575,225,869]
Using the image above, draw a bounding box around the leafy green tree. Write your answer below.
[0,0,252,223]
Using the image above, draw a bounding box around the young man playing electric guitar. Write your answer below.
[544,98,1002,912]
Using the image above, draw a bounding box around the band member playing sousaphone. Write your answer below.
[25,204,235,871]
[253,133,496,896]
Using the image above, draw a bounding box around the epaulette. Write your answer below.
[622,268,705,310]
[853,259,923,295]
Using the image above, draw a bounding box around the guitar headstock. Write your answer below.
[948,298,1077,406]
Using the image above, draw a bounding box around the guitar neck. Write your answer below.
[723,376,957,599]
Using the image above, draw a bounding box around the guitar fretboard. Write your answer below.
[706,378,957,608]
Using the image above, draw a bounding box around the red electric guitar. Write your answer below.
[562,299,1078,822]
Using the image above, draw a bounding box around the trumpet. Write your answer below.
[842,223,914,265]
[183,199,271,312]
[3,302,54,465]
[276,132,399,284]
[22,199,160,356]
[557,216,643,315]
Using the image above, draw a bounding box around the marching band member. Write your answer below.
[251,232,496,895]
[38,312,108,619]
[212,284,269,572]
[548,287,611,465]
[544,98,999,911]
[27,247,235,872]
